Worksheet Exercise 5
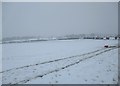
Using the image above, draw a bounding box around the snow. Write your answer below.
[1,39,118,84]
[27,49,118,84]
[0,44,2,85]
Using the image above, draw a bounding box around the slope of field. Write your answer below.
[1,39,118,84]
[27,48,118,84]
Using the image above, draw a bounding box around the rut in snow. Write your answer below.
[0,48,106,74]
[2,47,118,84]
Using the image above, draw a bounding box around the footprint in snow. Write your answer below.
[113,78,116,81]
[59,74,61,76]
[96,76,99,78]
[101,80,104,83]
[55,81,58,83]
[68,73,71,76]
[92,79,96,81]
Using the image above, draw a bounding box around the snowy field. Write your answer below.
[1,39,119,84]
[0,44,2,85]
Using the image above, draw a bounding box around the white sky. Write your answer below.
[2,2,118,38]
[1,0,120,2]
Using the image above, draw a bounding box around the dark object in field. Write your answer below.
[104,45,117,48]
[106,37,109,40]
[104,45,109,48]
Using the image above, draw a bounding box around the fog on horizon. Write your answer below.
[2,2,118,38]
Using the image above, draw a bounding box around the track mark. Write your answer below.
[2,47,118,84]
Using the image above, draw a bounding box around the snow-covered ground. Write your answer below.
[0,44,2,85]
[1,39,118,84]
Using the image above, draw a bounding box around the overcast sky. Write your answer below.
[2,2,118,38]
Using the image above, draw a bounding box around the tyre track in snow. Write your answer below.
[2,47,118,85]
[0,48,105,74]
